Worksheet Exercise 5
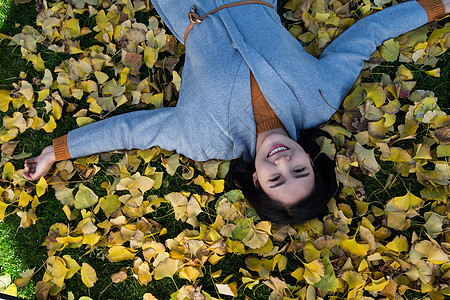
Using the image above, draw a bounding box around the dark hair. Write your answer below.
[225,128,337,225]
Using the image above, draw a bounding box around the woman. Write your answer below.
[24,0,448,224]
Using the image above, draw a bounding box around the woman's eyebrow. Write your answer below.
[269,173,310,188]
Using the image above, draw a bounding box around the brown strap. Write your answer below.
[184,0,274,44]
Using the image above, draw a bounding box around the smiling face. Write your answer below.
[253,131,315,207]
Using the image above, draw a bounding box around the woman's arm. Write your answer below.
[316,0,447,110]
[23,106,201,180]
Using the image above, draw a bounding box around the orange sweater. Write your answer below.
[250,72,284,135]
[417,0,446,21]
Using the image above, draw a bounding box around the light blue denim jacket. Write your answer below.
[67,0,428,162]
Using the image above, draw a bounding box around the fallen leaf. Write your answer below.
[81,263,97,288]
[74,184,99,209]
[154,257,178,280]
[303,259,325,285]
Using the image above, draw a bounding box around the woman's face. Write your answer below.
[253,132,315,207]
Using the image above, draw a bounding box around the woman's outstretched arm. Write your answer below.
[317,0,448,110]
[23,106,203,180]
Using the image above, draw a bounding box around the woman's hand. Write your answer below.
[23,145,56,181]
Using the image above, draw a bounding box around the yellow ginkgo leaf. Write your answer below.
[367,117,386,138]
[94,71,109,85]
[216,283,237,297]
[389,191,423,217]
[362,82,386,107]
[162,154,180,176]
[291,268,304,282]
[0,128,19,143]
[154,257,179,280]
[133,259,152,285]
[340,237,370,257]
[211,179,225,194]
[42,115,57,132]
[74,184,98,209]
[42,69,53,89]
[172,71,181,91]
[0,90,13,112]
[414,241,449,265]
[107,246,137,262]
[424,68,440,77]
[379,39,399,62]
[354,143,381,174]
[51,257,69,287]
[18,191,33,207]
[19,80,33,101]
[63,255,81,279]
[82,232,102,247]
[415,260,433,284]
[365,277,389,292]
[98,195,121,218]
[242,228,269,250]
[194,176,215,194]
[3,283,17,297]
[81,263,97,288]
[341,270,366,290]
[303,259,325,285]
[423,212,445,238]
[3,112,27,133]
[25,53,45,71]
[263,276,288,296]
[2,162,15,181]
[143,46,157,68]
[36,177,48,197]
[179,266,202,283]
[76,117,95,127]
[386,235,409,253]
[396,65,414,81]
[0,201,10,220]
[80,80,98,93]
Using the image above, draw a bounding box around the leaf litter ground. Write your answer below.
[0,0,449,299]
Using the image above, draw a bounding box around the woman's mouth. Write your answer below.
[267,144,289,157]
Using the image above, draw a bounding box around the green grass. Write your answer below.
[0,0,10,27]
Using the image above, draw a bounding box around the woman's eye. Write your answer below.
[293,168,305,173]
[269,176,280,182]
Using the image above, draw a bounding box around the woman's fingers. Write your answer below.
[25,156,39,164]
[23,162,38,180]
[23,170,34,180]
[24,161,34,180]
[23,146,56,181]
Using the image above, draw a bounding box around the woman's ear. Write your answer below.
[253,172,260,187]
